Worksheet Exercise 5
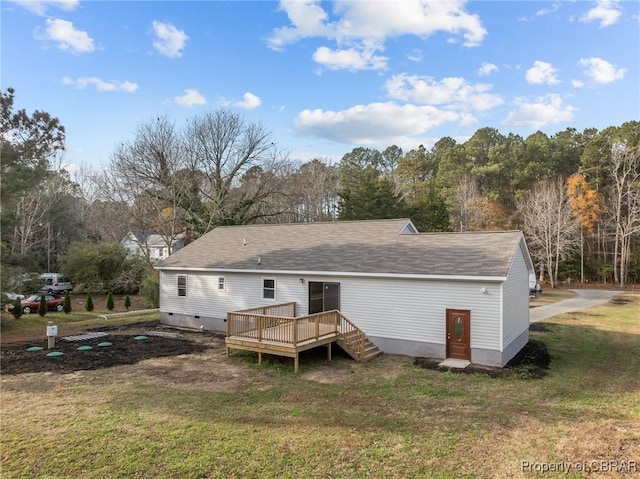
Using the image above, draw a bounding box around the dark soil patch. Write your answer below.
[413,340,551,379]
[609,297,630,305]
[86,320,162,332]
[529,322,551,332]
[1,321,210,375]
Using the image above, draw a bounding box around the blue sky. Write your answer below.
[2,0,638,169]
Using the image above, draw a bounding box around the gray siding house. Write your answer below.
[155,218,534,367]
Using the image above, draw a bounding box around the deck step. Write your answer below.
[362,339,382,362]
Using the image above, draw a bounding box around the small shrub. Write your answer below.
[141,270,159,308]
[38,295,47,317]
[85,293,94,312]
[11,298,22,319]
[106,291,114,311]
[124,295,131,310]
[63,291,72,314]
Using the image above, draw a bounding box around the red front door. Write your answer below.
[446,309,471,360]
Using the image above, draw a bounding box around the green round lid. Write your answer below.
[27,346,44,352]
[46,351,64,357]
[134,335,149,341]
[77,345,93,351]
[97,341,113,347]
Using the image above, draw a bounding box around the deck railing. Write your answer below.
[233,302,297,317]
[227,307,339,345]
[336,311,366,360]
[227,304,367,359]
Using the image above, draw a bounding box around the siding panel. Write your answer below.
[502,243,531,349]
[161,271,503,351]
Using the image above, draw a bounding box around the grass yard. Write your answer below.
[1,293,639,479]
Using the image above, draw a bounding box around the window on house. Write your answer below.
[218,277,225,291]
[262,278,275,300]
[177,275,187,297]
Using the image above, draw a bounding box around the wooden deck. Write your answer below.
[225,303,379,372]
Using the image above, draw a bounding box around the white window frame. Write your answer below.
[262,277,276,301]
[177,275,187,297]
[218,276,226,291]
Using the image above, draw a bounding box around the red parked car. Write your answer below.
[16,294,64,314]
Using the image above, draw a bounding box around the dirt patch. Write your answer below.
[529,322,551,332]
[413,340,551,379]
[1,320,213,375]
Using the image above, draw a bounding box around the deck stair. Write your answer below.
[225,303,382,372]
[335,314,382,362]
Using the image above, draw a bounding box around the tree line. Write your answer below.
[1,87,638,295]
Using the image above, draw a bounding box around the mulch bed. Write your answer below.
[414,340,551,379]
[1,323,210,375]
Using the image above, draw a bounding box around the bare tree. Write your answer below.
[11,174,71,255]
[608,144,640,286]
[517,178,578,287]
[452,174,489,231]
[98,115,189,264]
[290,159,338,222]
[183,110,287,230]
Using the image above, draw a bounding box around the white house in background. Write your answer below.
[121,231,185,262]
[154,219,535,367]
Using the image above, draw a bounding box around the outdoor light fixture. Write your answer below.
[300,278,305,284]
[480,287,488,294]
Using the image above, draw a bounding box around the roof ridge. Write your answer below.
[215,218,411,229]
[415,230,522,236]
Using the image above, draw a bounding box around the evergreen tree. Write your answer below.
[406,184,451,232]
[85,293,94,312]
[63,291,72,314]
[106,290,114,311]
[124,295,131,310]
[37,295,47,317]
[11,298,22,319]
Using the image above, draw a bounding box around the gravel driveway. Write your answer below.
[530,289,621,323]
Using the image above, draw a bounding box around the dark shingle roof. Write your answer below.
[155,219,526,278]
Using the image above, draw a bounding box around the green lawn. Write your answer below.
[1,293,639,479]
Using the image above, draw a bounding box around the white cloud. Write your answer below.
[41,18,94,54]
[407,49,423,62]
[313,45,388,71]
[384,73,503,111]
[526,61,560,84]
[234,92,261,110]
[152,20,188,58]
[580,0,621,27]
[268,0,486,71]
[174,89,207,106]
[536,2,561,17]
[579,57,626,84]
[268,0,332,51]
[518,1,561,21]
[478,62,498,76]
[294,102,461,147]
[502,94,575,129]
[10,0,78,16]
[62,76,138,92]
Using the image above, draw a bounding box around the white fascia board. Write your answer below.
[155,266,505,282]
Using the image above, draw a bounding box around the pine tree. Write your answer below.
[85,293,94,312]
[63,291,72,314]
[38,295,47,317]
[124,295,131,310]
[106,291,115,311]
